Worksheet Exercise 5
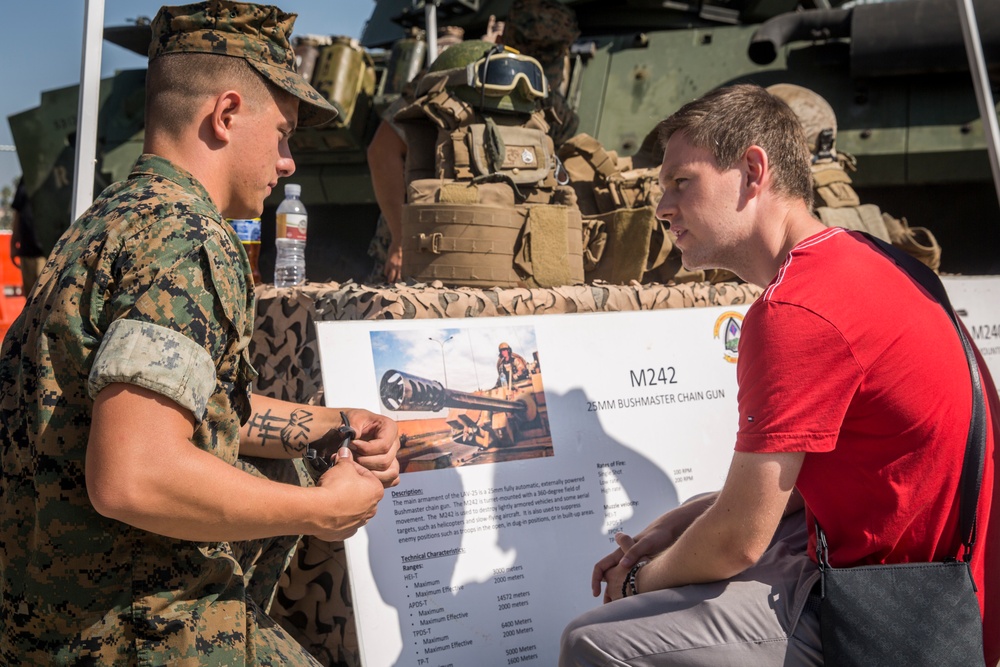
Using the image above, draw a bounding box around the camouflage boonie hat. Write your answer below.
[503,0,579,72]
[149,0,338,127]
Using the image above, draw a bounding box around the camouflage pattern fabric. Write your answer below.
[253,279,763,665]
[0,154,317,665]
[149,0,337,127]
[546,90,580,147]
[503,0,580,89]
[366,213,393,283]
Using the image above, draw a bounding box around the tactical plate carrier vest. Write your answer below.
[394,70,584,288]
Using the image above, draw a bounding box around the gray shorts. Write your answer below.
[560,511,822,666]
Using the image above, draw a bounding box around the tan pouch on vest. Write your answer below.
[513,205,584,287]
[815,204,891,241]
[401,203,583,288]
[408,178,519,207]
[466,124,553,184]
[812,162,861,208]
[558,133,621,216]
[583,207,671,284]
[608,167,663,211]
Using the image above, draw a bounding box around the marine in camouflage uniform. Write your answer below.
[495,343,531,387]
[502,0,581,146]
[767,83,942,272]
[368,2,581,284]
[0,2,399,664]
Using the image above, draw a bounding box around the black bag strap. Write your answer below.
[817,232,987,564]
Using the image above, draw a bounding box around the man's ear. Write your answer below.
[209,90,242,143]
[743,145,768,196]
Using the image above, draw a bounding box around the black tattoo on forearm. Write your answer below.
[246,408,314,455]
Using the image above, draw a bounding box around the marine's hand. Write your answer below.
[384,242,403,284]
[342,408,401,488]
[311,448,385,541]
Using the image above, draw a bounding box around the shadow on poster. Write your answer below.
[370,324,553,474]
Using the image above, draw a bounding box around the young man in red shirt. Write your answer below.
[561,84,998,666]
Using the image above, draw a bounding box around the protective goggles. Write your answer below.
[465,50,548,99]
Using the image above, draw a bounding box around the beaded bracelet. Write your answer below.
[620,560,648,598]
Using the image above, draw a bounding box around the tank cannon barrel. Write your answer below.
[379,369,528,415]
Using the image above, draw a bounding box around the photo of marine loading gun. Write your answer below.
[379,368,550,459]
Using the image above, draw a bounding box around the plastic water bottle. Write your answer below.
[274,183,307,287]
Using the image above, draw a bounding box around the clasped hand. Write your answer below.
[309,408,401,541]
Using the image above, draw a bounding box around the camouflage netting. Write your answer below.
[249,279,762,666]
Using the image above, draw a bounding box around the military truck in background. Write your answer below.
[9,0,1000,282]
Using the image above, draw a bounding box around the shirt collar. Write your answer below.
[129,154,217,215]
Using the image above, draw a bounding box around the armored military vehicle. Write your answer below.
[10,0,1000,282]
[357,0,1000,275]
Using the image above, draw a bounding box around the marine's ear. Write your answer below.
[208,90,243,143]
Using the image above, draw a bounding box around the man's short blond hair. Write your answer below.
[145,52,279,137]
[656,84,813,207]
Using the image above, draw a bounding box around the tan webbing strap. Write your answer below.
[402,204,527,287]
[451,128,475,180]
[645,217,673,272]
[582,217,607,271]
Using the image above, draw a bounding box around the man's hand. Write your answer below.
[383,241,403,284]
[602,559,632,604]
[310,447,386,541]
[591,493,718,598]
[340,408,400,488]
[483,15,505,43]
[591,529,666,600]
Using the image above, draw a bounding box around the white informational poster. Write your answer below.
[943,275,1000,383]
[317,306,749,667]
[316,279,1000,667]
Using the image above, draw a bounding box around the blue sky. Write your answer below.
[0,1,376,192]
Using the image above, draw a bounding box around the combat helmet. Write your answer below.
[425,39,547,115]
[498,342,512,353]
[767,84,837,163]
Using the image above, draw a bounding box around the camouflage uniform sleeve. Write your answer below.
[88,319,215,420]
[87,205,250,422]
